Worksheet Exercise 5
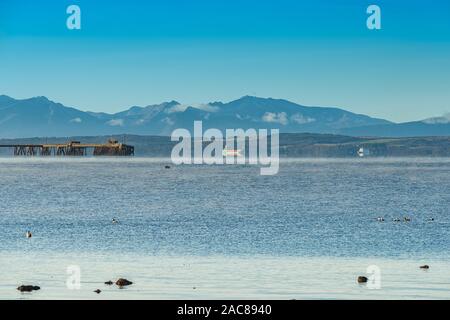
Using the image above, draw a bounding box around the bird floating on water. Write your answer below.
[25,231,32,238]
[112,218,118,224]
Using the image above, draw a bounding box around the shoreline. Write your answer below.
[2,254,449,300]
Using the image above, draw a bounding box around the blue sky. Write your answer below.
[0,0,449,122]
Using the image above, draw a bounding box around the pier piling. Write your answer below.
[2,139,134,156]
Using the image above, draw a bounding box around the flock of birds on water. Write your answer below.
[21,212,437,293]
[375,216,434,222]
[24,215,435,239]
[25,217,120,239]
[21,163,437,292]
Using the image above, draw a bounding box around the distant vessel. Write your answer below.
[222,148,242,157]
[357,147,368,157]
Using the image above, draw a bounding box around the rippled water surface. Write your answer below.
[1,158,449,299]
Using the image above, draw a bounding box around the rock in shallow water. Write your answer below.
[17,285,40,292]
[116,278,133,286]
[357,276,368,283]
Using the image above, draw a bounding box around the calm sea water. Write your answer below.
[1,158,449,299]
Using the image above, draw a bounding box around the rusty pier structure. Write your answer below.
[0,139,134,156]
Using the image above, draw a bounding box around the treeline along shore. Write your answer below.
[0,133,450,157]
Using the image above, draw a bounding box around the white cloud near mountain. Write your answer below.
[70,117,82,123]
[165,104,189,114]
[107,119,124,126]
[262,112,288,125]
[161,117,175,125]
[291,113,315,124]
[196,104,220,113]
[423,113,450,124]
[165,103,220,114]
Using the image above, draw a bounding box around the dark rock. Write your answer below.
[94,289,101,294]
[420,265,430,269]
[357,276,368,283]
[17,285,40,292]
[165,165,171,169]
[104,280,113,285]
[116,278,133,286]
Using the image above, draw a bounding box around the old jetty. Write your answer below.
[0,139,134,156]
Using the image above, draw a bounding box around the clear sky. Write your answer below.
[0,0,449,122]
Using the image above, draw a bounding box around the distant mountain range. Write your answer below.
[340,115,450,137]
[0,94,449,138]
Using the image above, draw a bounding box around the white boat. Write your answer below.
[222,148,242,157]
[357,147,368,157]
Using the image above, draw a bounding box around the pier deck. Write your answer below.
[0,139,134,156]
